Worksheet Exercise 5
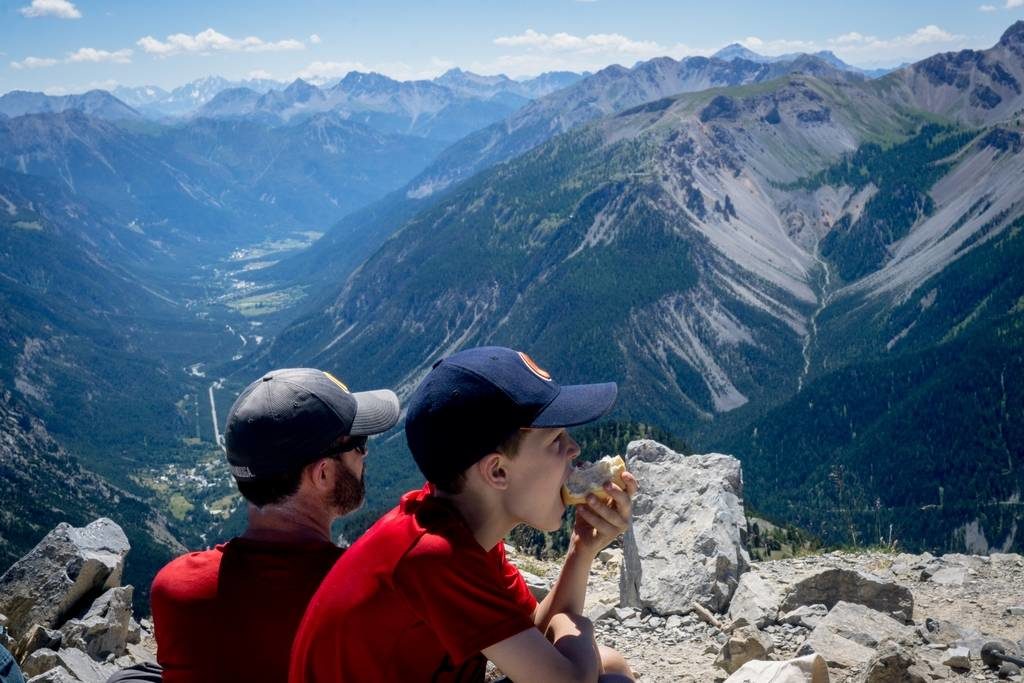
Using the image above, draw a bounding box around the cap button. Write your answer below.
[262,375,273,382]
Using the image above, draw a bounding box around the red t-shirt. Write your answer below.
[289,485,538,683]
[151,536,343,683]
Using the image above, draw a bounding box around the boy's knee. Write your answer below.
[598,644,634,680]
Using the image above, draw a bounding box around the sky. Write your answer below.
[2,0,1024,95]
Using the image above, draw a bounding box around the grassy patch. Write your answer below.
[168,494,194,520]
[225,286,305,317]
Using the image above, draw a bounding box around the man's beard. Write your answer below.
[330,462,365,515]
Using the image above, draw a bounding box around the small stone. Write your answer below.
[613,607,636,621]
[666,615,683,629]
[1005,607,1024,617]
[648,616,664,629]
[944,647,971,670]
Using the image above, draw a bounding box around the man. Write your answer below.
[135,368,399,683]
[290,347,637,682]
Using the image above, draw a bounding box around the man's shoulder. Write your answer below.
[151,546,224,600]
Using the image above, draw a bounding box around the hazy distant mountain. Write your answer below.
[113,76,285,118]
[712,43,898,79]
[433,68,585,99]
[264,22,1024,554]
[405,54,853,200]
[110,84,171,108]
[0,89,140,121]
[0,108,444,250]
[197,72,531,142]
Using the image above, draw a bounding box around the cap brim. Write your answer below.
[349,389,401,435]
[530,382,617,428]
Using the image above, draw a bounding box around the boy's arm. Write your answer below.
[532,473,638,631]
[483,612,600,683]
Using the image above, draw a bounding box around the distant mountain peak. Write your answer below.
[1000,20,1024,46]
[713,43,766,63]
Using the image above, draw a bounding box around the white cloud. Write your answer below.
[739,36,818,54]
[487,28,706,76]
[247,69,274,80]
[66,48,133,64]
[1007,0,1024,8]
[19,0,80,19]
[309,34,322,45]
[494,29,663,56]
[137,28,305,57]
[979,4,998,11]
[10,56,59,69]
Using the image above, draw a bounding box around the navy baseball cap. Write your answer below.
[405,347,617,484]
[225,368,400,481]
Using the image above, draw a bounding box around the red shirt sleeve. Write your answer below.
[393,536,538,664]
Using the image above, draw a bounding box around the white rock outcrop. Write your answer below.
[0,519,129,641]
[619,440,749,614]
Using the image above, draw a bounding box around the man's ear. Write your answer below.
[474,452,509,490]
[306,459,333,492]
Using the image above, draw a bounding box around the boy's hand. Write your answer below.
[571,470,638,558]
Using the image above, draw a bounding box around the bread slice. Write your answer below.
[561,455,626,505]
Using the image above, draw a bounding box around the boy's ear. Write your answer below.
[475,452,509,490]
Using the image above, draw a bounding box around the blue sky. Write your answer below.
[2,0,1024,95]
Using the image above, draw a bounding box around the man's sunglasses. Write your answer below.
[322,435,368,459]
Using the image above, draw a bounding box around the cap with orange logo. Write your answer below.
[405,346,617,485]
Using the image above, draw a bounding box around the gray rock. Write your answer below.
[518,570,550,601]
[943,646,971,670]
[620,440,748,614]
[585,601,618,622]
[59,586,135,659]
[797,602,912,669]
[714,626,773,674]
[856,644,931,683]
[1005,606,1024,616]
[22,646,116,683]
[797,624,877,670]
[1000,662,1021,679]
[613,607,636,621]
[928,565,968,586]
[13,623,62,662]
[780,568,914,622]
[781,604,828,630]
[21,648,61,678]
[26,670,80,683]
[728,572,780,628]
[0,519,129,640]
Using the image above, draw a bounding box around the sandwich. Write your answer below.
[561,455,627,505]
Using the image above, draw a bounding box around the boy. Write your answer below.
[289,347,637,682]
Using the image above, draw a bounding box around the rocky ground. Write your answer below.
[509,546,1024,682]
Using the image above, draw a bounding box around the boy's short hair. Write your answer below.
[431,428,525,494]
[405,347,617,487]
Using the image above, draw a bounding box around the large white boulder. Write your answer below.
[0,519,129,640]
[619,440,749,614]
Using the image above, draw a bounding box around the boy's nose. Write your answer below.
[567,434,581,460]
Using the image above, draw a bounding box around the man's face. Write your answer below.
[504,427,580,532]
[329,446,366,515]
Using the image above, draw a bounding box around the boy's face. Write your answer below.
[504,427,580,532]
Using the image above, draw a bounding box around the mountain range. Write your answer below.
[2,24,1023,591]
[258,22,1024,552]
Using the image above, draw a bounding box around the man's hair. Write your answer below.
[235,435,351,507]
[236,467,305,508]
[432,428,524,495]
